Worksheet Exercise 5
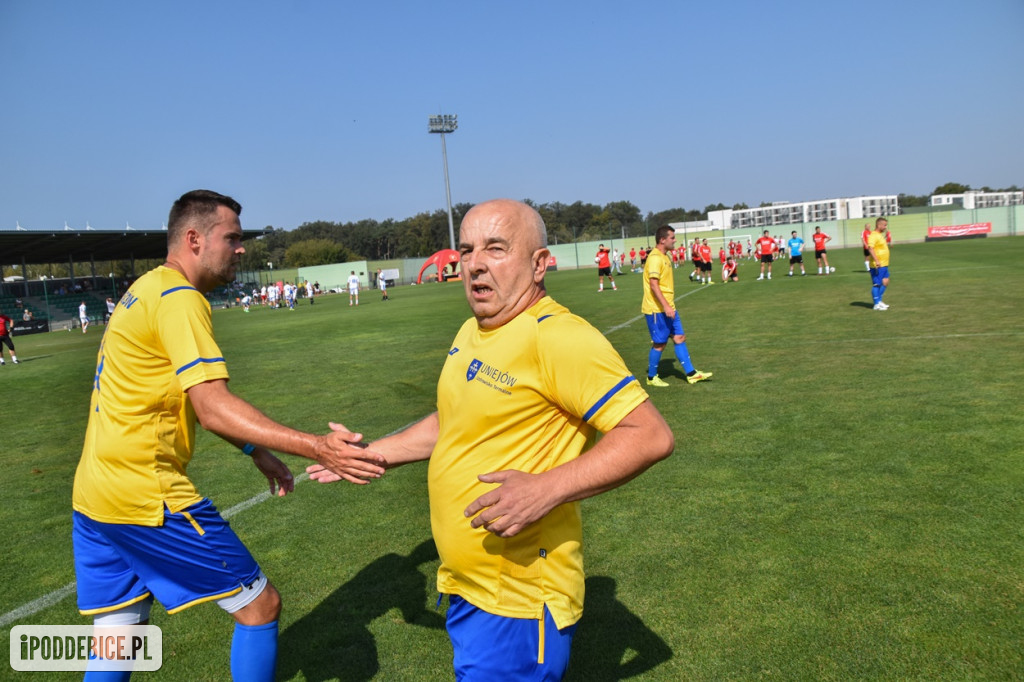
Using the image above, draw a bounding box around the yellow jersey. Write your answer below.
[73,266,229,525]
[430,296,648,629]
[867,231,890,267]
[642,247,673,314]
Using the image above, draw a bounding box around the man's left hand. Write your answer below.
[464,470,557,538]
[251,448,295,497]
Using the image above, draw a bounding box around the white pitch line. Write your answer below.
[0,583,77,628]
[603,285,707,335]
[1,427,413,627]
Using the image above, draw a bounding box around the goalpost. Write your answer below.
[703,234,755,257]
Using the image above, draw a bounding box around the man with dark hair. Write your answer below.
[72,189,385,681]
[643,225,713,386]
[812,226,833,275]
[595,243,617,291]
[722,256,739,283]
[698,238,713,285]
[787,230,806,276]
[756,230,777,281]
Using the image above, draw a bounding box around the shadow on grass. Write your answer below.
[567,576,673,680]
[9,355,54,362]
[849,301,875,309]
[658,360,687,382]
[278,539,445,682]
[657,360,713,385]
[279,549,671,681]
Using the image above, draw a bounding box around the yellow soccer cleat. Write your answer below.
[686,370,713,384]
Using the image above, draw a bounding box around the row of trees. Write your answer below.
[240,199,756,273]
[4,183,1018,280]
[246,181,1020,270]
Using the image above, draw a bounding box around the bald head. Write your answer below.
[457,199,551,329]
[461,199,547,251]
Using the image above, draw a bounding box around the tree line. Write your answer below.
[245,181,1019,270]
[4,182,1018,280]
[241,199,749,273]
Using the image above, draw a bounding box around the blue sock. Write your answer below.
[231,621,278,682]
[84,671,132,681]
[674,343,696,374]
[877,284,886,301]
[648,348,663,378]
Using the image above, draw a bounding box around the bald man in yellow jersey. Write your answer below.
[72,190,385,682]
[310,199,674,681]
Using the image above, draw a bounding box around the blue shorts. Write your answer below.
[645,312,685,345]
[446,595,577,681]
[870,266,890,285]
[73,498,261,615]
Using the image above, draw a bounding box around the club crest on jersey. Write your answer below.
[466,359,482,382]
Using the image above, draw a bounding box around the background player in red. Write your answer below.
[595,243,617,292]
[812,226,832,275]
[756,230,777,280]
[698,239,714,285]
[861,223,873,272]
[688,239,701,282]
[0,313,19,365]
[722,256,739,283]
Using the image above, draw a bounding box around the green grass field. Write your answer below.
[2,237,1022,680]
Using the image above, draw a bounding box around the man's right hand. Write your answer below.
[313,421,387,484]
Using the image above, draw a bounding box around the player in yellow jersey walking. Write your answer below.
[642,225,713,386]
[867,217,892,310]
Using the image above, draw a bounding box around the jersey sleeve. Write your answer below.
[155,286,229,391]
[536,314,648,434]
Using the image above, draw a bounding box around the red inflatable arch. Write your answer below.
[416,248,461,284]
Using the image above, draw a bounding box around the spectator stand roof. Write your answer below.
[1,226,270,265]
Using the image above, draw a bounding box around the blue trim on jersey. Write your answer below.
[583,376,636,423]
[175,356,226,375]
[161,286,199,297]
[537,314,554,323]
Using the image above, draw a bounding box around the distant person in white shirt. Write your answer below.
[377,269,389,301]
[79,301,89,334]
[347,271,360,306]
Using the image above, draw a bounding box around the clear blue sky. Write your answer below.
[2,0,1021,233]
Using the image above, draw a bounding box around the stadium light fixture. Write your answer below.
[428,114,458,251]
[40,276,51,323]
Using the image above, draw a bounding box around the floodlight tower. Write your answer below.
[428,114,458,251]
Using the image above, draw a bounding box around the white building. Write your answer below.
[930,190,1023,209]
[720,195,899,229]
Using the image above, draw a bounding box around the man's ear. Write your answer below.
[184,226,202,254]
[533,248,550,282]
